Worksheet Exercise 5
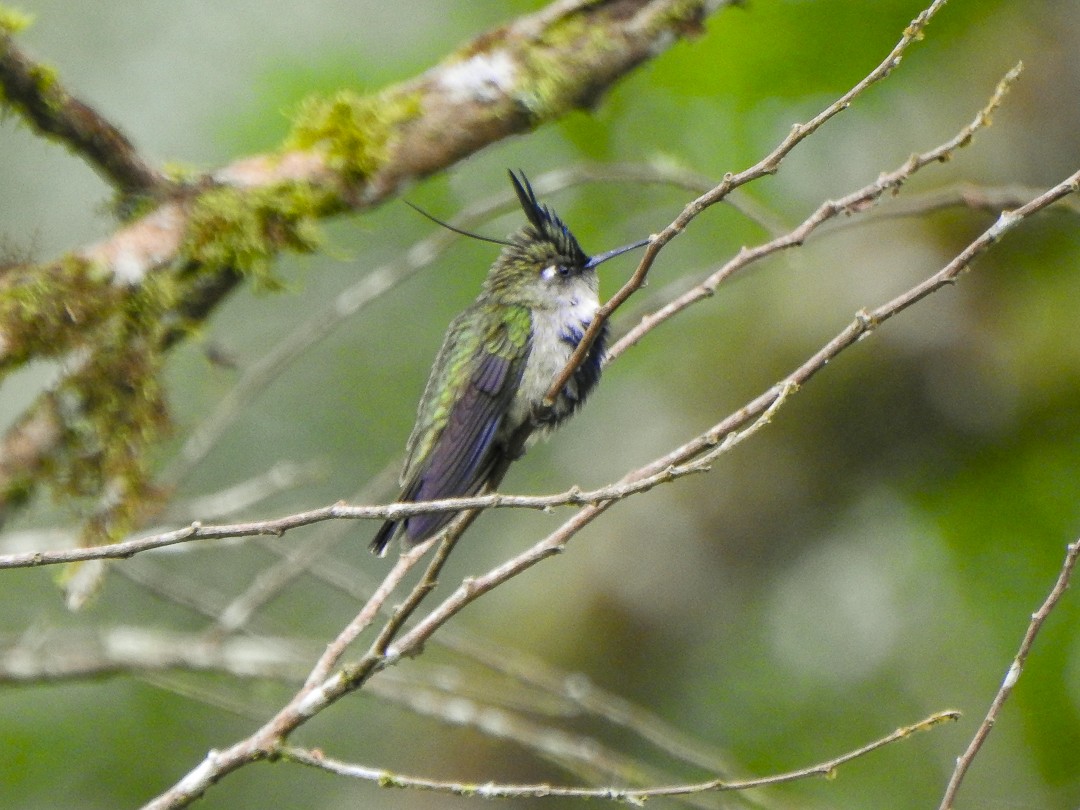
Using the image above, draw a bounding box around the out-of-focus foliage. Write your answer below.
[1,2,1079,809]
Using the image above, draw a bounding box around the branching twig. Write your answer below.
[137,510,482,809]
[114,502,739,789]
[937,540,1080,810]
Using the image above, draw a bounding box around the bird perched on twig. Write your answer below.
[371,171,648,555]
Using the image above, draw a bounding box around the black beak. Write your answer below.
[583,237,651,270]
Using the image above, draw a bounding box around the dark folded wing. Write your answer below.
[400,318,527,544]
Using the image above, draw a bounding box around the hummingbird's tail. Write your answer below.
[369,519,400,556]
[369,509,457,556]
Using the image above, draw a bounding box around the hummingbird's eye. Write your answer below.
[541,264,571,282]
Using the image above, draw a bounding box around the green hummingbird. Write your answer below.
[370,170,649,555]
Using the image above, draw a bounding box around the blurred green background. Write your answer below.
[2,1,1079,808]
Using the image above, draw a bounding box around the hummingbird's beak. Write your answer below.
[583,236,651,270]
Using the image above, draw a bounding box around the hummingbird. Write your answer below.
[370,170,650,555]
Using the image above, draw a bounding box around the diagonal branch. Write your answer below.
[938,540,1080,810]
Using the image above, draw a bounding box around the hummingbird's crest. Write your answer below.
[508,170,588,267]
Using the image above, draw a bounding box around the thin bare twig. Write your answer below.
[299,532,440,690]
[821,181,1080,231]
[281,710,959,802]
[121,487,739,788]
[938,540,1080,810]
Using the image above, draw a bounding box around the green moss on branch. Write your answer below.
[287,89,422,180]
[182,182,328,290]
[0,4,33,35]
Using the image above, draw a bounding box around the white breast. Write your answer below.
[507,287,599,432]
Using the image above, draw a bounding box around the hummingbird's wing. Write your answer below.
[370,306,529,553]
